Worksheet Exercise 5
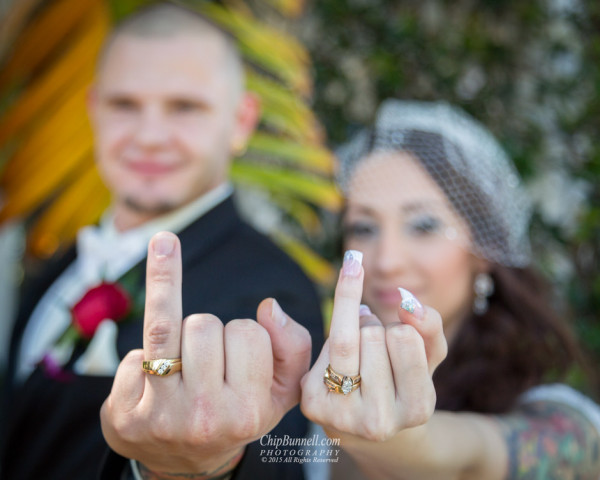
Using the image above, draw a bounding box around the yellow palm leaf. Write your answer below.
[247,132,334,175]
[2,80,93,185]
[29,164,110,258]
[246,70,322,143]
[272,231,336,286]
[1,83,93,188]
[0,9,107,146]
[259,0,305,18]
[197,2,312,96]
[230,162,342,211]
[1,0,339,287]
[274,195,322,235]
[0,129,94,222]
[0,0,103,89]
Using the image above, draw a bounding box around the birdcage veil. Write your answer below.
[337,99,531,268]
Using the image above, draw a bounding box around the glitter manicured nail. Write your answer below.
[398,287,424,319]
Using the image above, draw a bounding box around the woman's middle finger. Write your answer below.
[327,250,364,381]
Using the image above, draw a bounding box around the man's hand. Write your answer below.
[100,231,312,478]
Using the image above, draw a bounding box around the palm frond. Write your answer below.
[0,0,338,286]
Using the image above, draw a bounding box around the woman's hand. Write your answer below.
[300,250,447,442]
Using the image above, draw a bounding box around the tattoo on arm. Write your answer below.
[138,448,245,480]
[497,401,600,480]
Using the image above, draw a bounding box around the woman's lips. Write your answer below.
[373,288,403,307]
[373,287,423,308]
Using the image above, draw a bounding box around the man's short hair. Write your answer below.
[97,2,245,94]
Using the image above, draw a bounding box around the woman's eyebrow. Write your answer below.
[400,199,446,213]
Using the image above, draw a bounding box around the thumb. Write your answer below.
[256,298,312,412]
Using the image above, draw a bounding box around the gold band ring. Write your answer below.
[142,358,182,377]
[323,364,361,395]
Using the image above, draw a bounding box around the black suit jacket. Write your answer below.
[1,196,324,480]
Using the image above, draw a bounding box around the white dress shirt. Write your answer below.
[17,183,233,381]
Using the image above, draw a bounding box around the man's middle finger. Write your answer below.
[143,232,183,367]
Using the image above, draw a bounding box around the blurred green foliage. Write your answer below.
[299,0,600,361]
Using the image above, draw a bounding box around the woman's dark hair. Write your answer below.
[433,264,588,413]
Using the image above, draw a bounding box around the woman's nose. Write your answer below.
[372,227,411,276]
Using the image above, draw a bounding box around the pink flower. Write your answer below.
[71,282,131,339]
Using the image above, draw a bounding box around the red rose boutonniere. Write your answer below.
[41,281,135,380]
[71,282,131,339]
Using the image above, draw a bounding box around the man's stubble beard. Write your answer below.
[123,196,178,217]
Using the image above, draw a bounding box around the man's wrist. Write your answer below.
[132,447,245,480]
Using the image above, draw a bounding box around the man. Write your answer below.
[1,4,323,479]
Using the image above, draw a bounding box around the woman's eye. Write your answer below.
[407,216,442,235]
[344,222,377,239]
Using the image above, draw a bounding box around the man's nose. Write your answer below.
[133,108,170,147]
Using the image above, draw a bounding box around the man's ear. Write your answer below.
[230,91,261,156]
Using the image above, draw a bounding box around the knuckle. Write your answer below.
[226,318,258,333]
[386,324,423,348]
[331,414,352,434]
[149,412,176,443]
[300,391,326,425]
[330,331,359,358]
[425,306,443,328]
[145,318,174,347]
[233,399,265,440]
[183,314,223,334]
[149,263,175,285]
[226,319,268,343]
[111,412,139,443]
[360,409,397,442]
[186,398,219,444]
[402,391,435,428]
[123,349,144,363]
[360,325,386,344]
[362,422,395,442]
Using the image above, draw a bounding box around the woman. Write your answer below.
[300,100,600,479]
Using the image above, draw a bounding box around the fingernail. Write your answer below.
[398,287,424,319]
[359,304,372,316]
[153,232,175,257]
[343,250,363,277]
[271,299,287,327]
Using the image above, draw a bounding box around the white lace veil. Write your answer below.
[337,99,531,268]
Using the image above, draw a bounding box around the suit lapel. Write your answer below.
[6,247,76,390]
[178,195,242,268]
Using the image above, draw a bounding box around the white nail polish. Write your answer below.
[359,304,372,316]
[398,287,423,316]
[343,250,363,277]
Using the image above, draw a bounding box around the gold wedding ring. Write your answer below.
[323,364,361,395]
[142,358,182,377]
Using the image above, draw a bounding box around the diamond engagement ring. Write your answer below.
[142,358,182,377]
[323,364,361,395]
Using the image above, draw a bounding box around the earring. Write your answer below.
[473,272,494,315]
[232,140,248,158]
